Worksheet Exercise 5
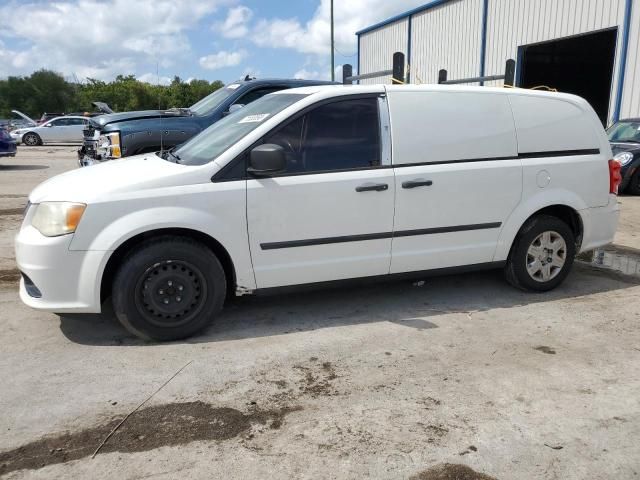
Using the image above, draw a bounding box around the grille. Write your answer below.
[83,126,96,138]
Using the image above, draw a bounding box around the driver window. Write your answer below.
[263,97,380,174]
[50,119,66,126]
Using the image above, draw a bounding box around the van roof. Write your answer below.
[276,83,586,105]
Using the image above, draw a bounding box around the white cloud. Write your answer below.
[0,0,234,80]
[137,73,173,85]
[293,68,326,80]
[216,6,253,38]
[199,49,248,70]
[252,0,422,57]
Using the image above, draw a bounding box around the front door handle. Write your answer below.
[356,182,389,192]
[402,179,433,189]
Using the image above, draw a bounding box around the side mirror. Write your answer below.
[45,123,53,127]
[248,144,286,177]
[223,103,244,116]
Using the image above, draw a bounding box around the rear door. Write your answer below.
[246,95,395,288]
[60,118,85,142]
[388,89,522,273]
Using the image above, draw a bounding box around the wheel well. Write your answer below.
[525,205,583,248]
[100,228,236,303]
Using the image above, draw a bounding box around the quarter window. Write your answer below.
[264,97,381,174]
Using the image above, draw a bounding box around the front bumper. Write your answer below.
[9,133,23,143]
[15,225,107,313]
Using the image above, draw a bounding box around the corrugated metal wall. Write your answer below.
[358,0,639,123]
[358,19,408,85]
[620,1,640,118]
[411,0,483,85]
[484,0,627,124]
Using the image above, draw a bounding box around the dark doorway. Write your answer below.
[518,28,617,125]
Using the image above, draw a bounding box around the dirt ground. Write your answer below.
[0,146,639,479]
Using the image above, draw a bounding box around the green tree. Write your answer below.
[0,70,225,119]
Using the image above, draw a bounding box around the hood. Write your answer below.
[11,109,37,126]
[610,141,640,155]
[28,154,212,204]
[91,108,192,127]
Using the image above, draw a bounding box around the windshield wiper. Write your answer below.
[613,139,640,144]
[160,147,182,164]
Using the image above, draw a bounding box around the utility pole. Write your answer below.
[330,0,335,81]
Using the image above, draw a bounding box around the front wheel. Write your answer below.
[504,215,576,292]
[626,170,640,195]
[112,236,227,341]
[22,132,41,146]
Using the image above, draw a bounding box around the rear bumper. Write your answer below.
[15,225,106,313]
[579,195,620,252]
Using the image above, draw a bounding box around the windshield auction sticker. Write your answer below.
[238,113,270,123]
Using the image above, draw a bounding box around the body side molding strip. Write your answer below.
[260,222,502,250]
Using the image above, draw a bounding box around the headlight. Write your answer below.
[97,132,121,158]
[614,151,634,166]
[31,202,86,237]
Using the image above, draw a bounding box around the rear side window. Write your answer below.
[264,97,381,174]
[387,91,517,164]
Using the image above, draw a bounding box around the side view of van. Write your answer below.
[15,85,620,340]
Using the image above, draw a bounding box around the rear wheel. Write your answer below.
[504,215,576,292]
[626,169,640,195]
[112,236,226,341]
[22,132,41,146]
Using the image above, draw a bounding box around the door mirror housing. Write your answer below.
[248,144,286,176]
[223,103,244,116]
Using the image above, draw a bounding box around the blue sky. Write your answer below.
[0,0,424,84]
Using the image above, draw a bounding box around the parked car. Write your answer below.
[608,118,640,194]
[10,116,89,146]
[15,85,619,341]
[77,77,335,166]
[0,128,17,157]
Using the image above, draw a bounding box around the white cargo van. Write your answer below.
[15,85,621,340]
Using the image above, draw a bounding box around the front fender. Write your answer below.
[70,192,255,292]
[493,188,589,261]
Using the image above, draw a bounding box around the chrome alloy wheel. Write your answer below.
[525,231,567,282]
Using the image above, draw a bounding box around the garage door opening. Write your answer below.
[518,28,617,125]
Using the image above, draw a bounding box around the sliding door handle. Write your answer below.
[356,183,388,192]
[402,179,433,189]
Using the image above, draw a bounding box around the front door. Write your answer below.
[246,96,395,288]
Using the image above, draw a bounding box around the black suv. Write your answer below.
[78,77,335,166]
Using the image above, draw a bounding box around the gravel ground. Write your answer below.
[0,146,639,479]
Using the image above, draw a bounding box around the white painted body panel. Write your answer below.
[14,84,619,314]
[247,169,395,288]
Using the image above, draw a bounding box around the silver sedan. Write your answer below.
[11,116,88,146]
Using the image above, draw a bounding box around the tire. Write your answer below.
[626,170,640,195]
[22,132,41,146]
[112,236,226,341]
[504,214,576,292]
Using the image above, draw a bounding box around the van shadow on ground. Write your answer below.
[58,262,639,347]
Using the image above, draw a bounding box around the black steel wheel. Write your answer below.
[112,236,226,341]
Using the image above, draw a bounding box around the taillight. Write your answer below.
[609,159,622,194]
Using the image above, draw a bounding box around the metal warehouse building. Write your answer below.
[356,0,639,125]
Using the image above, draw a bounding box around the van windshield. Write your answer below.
[175,93,309,166]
